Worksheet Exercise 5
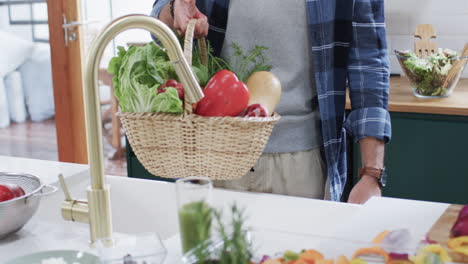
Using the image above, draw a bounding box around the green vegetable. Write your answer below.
[187,203,253,264]
[214,204,253,264]
[225,42,272,83]
[191,40,272,84]
[107,42,181,113]
[283,250,300,262]
[154,87,183,113]
[397,48,459,97]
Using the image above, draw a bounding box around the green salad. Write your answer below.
[396,49,459,97]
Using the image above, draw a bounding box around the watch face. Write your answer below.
[380,168,387,187]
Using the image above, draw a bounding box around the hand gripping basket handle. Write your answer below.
[183,19,208,115]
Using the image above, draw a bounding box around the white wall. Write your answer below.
[2,0,467,77]
[386,0,468,77]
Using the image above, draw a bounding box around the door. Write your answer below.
[47,0,153,168]
[47,0,88,164]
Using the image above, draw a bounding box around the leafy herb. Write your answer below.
[191,40,272,84]
[226,42,272,83]
[213,204,253,264]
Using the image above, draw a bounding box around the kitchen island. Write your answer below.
[347,77,468,204]
[0,156,452,262]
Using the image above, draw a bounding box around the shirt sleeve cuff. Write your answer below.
[150,0,170,18]
[345,107,392,143]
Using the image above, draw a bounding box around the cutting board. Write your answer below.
[427,204,468,263]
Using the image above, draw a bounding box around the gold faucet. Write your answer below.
[60,14,204,244]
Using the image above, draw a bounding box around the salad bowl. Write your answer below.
[395,49,468,98]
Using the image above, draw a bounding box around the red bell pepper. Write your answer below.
[195,70,249,117]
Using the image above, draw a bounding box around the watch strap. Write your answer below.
[359,167,384,187]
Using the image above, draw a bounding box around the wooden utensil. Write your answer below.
[415,24,438,58]
[427,204,468,263]
[443,43,468,88]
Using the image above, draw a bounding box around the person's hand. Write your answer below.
[347,175,381,204]
[173,0,209,38]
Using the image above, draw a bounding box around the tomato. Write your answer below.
[0,183,25,202]
[165,79,178,88]
[195,70,249,117]
[158,80,184,100]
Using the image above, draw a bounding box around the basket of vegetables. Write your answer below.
[108,19,281,180]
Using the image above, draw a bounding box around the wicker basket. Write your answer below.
[118,20,280,180]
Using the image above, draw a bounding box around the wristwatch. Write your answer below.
[169,0,176,18]
[358,167,387,188]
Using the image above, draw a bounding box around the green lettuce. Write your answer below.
[399,48,459,96]
[154,87,183,113]
[107,43,182,113]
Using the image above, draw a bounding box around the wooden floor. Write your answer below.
[0,119,127,176]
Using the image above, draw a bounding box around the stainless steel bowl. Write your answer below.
[0,172,57,239]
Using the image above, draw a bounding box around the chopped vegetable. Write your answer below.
[246,71,282,115]
[395,49,460,97]
[283,251,300,262]
[353,247,389,263]
[411,244,452,264]
[195,70,249,117]
[373,230,391,244]
[448,236,468,256]
[451,206,468,237]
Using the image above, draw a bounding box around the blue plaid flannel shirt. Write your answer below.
[151,0,392,201]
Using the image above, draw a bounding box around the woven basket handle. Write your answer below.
[183,19,208,115]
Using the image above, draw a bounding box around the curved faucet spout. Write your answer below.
[85,15,203,190]
[80,15,203,243]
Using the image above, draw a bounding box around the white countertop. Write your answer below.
[0,156,450,263]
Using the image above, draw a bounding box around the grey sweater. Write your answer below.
[221,0,322,153]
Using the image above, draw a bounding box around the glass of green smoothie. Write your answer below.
[176,177,213,254]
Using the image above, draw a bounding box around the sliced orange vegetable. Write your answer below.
[316,259,334,264]
[373,230,391,244]
[296,259,312,264]
[448,236,468,256]
[336,255,350,264]
[353,247,389,263]
[300,250,325,261]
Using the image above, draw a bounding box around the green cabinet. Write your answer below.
[353,112,468,204]
[126,112,468,204]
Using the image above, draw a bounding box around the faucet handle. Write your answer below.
[58,174,73,201]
